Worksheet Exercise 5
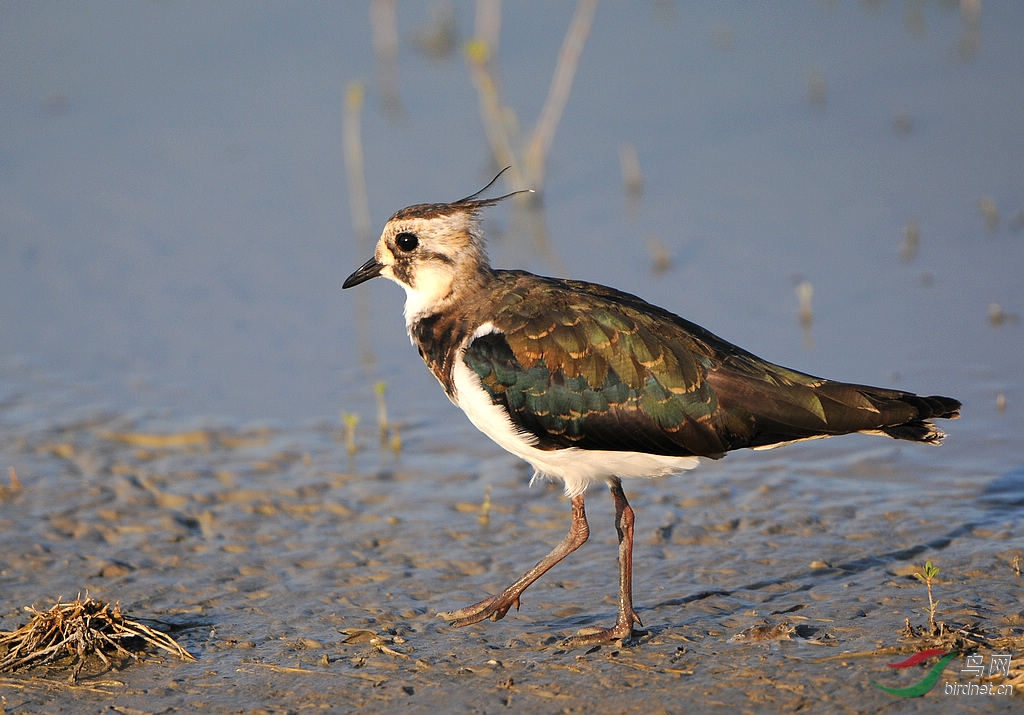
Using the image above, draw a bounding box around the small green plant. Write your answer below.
[478,485,492,526]
[342,412,360,456]
[388,424,403,457]
[914,560,940,634]
[374,381,390,443]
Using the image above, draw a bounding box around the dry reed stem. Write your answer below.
[468,0,596,192]
[523,0,597,189]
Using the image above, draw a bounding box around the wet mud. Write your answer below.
[1,377,1020,712]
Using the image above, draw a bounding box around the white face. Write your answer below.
[373,211,485,324]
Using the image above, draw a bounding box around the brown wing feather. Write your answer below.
[467,271,960,457]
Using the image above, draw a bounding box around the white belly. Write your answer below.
[450,350,701,498]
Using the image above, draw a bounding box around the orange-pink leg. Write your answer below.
[440,479,641,645]
[564,478,641,646]
[439,493,590,627]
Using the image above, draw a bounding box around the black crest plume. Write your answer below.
[389,167,532,222]
[453,167,533,210]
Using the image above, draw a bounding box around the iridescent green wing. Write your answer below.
[463,275,740,456]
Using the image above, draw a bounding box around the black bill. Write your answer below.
[343,257,384,289]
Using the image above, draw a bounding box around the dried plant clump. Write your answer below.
[0,595,195,682]
[898,617,988,654]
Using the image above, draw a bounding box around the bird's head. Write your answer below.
[343,169,529,323]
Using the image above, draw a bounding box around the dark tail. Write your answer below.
[877,393,961,444]
[703,354,962,452]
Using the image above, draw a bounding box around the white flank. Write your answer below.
[450,324,701,497]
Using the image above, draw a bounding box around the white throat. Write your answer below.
[395,264,456,326]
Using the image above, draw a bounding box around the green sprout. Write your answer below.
[342,412,360,456]
[389,424,403,457]
[913,560,940,634]
[374,381,389,443]
[478,485,492,527]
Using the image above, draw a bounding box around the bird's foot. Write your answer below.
[438,594,521,628]
[563,622,636,647]
[562,609,643,648]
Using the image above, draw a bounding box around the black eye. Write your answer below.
[395,232,419,252]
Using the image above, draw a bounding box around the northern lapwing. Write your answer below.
[342,171,961,645]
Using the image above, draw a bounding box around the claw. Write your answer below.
[439,593,519,627]
[562,613,640,648]
[563,624,635,648]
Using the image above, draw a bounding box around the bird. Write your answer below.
[342,170,961,646]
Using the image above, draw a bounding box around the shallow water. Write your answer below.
[2,2,1022,711]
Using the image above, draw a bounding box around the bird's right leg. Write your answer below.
[439,493,590,627]
[563,477,640,646]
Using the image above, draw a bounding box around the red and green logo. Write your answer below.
[871,649,958,698]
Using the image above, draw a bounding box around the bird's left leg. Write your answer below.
[565,477,641,645]
[439,493,590,627]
